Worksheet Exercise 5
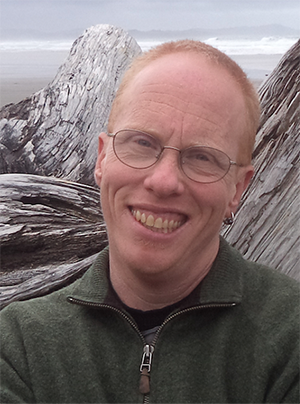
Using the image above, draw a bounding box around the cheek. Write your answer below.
[100,161,140,216]
[191,181,234,215]
[100,149,126,192]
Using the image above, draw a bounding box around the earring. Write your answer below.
[223,212,235,225]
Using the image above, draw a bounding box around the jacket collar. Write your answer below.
[198,237,243,305]
[68,237,243,308]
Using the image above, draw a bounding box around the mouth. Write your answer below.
[130,207,187,234]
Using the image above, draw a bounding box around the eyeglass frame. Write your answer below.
[107,129,242,184]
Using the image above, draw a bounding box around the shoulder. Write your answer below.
[222,237,299,296]
[218,238,299,323]
[0,281,76,333]
[225,242,299,335]
[239,251,299,307]
[0,248,112,345]
[0,247,110,324]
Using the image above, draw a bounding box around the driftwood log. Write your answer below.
[221,39,300,280]
[0,174,107,308]
[0,24,142,186]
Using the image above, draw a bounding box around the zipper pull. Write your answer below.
[139,344,154,395]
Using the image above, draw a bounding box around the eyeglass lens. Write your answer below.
[113,130,231,183]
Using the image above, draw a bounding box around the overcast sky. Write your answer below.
[0,0,299,35]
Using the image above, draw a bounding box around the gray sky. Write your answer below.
[0,0,299,35]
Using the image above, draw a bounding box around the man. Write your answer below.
[1,40,299,403]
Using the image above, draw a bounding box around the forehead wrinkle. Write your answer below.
[126,107,222,150]
[119,79,233,146]
[136,88,217,122]
[140,95,188,115]
[138,83,227,126]
[126,91,222,137]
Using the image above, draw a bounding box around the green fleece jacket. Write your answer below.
[0,238,299,403]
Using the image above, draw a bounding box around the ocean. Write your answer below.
[0,35,298,106]
[0,36,297,78]
[0,36,297,54]
[139,36,298,54]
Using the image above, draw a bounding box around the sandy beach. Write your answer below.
[231,54,283,78]
[0,50,69,107]
[0,50,283,108]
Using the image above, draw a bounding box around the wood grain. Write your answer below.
[222,40,300,280]
[0,25,142,186]
[0,174,107,308]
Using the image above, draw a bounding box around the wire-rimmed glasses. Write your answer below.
[108,129,240,184]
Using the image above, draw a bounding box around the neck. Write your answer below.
[109,245,217,311]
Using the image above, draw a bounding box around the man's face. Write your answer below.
[95,52,253,280]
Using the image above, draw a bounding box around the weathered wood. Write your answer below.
[0,254,99,309]
[222,39,300,280]
[0,25,142,186]
[0,174,107,308]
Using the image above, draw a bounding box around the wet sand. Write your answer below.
[0,77,54,106]
[231,54,284,91]
[0,50,69,107]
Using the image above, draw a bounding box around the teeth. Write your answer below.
[141,213,146,223]
[132,209,183,233]
[162,220,168,229]
[154,217,163,228]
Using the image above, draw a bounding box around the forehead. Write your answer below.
[113,52,246,147]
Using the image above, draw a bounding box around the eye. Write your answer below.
[116,130,162,158]
[194,152,211,161]
[185,148,214,163]
[135,137,153,148]
[129,132,160,153]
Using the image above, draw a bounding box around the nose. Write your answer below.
[143,148,185,197]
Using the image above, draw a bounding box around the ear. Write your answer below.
[94,132,108,187]
[227,165,254,215]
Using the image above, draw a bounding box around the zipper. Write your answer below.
[67,296,145,339]
[139,302,237,403]
[139,344,154,395]
[67,296,236,403]
[67,297,150,402]
[150,302,237,347]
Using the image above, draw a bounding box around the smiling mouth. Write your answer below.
[130,208,187,233]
